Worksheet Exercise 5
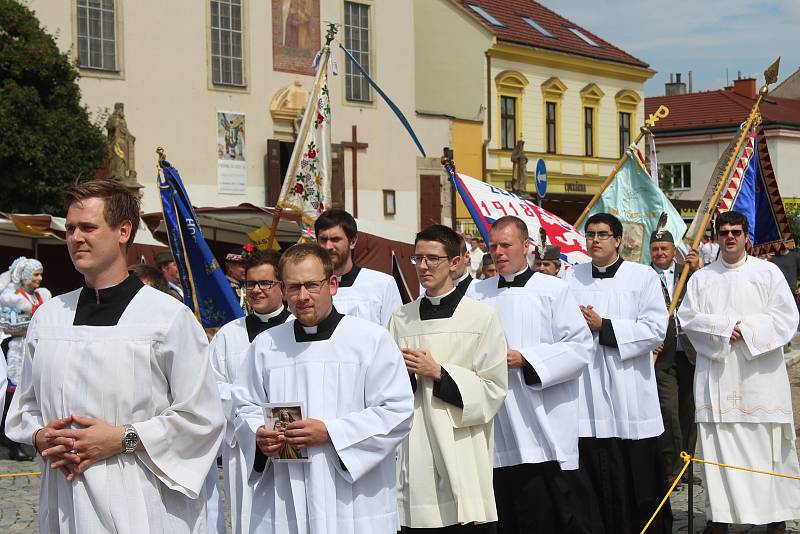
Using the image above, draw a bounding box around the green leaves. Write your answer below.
[0,0,106,215]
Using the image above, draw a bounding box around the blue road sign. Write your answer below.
[535,158,547,198]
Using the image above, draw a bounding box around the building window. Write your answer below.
[500,96,516,150]
[584,107,594,157]
[618,111,631,157]
[344,1,372,102]
[383,190,396,215]
[546,102,557,154]
[660,163,692,190]
[77,0,117,71]
[211,0,244,86]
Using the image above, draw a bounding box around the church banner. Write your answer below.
[159,159,244,328]
[452,172,590,267]
[717,127,795,255]
[586,148,688,265]
[217,111,246,194]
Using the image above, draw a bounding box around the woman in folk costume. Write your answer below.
[0,257,51,461]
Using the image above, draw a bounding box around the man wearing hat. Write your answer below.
[155,251,183,300]
[534,245,562,277]
[225,249,248,313]
[649,229,701,483]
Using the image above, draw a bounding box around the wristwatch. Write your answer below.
[121,424,139,453]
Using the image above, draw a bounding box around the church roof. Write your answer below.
[454,0,649,69]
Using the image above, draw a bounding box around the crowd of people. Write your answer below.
[1,178,799,534]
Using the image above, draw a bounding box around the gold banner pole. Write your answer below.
[573,105,669,228]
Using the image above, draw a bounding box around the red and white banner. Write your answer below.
[453,173,590,266]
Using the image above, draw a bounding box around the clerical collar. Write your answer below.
[74,275,144,326]
[246,306,291,342]
[337,265,361,288]
[722,254,748,270]
[254,305,285,322]
[420,286,464,320]
[455,271,470,285]
[293,306,344,342]
[497,267,534,288]
[425,286,457,305]
[591,255,624,279]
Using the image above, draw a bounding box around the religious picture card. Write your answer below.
[262,402,309,462]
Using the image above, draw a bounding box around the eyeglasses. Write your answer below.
[584,231,615,241]
[282,278,329,294]
[410,255,452,267]
[244,279,280,291]
[718,229,744,237]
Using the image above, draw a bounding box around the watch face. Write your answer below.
[123,431,138,450]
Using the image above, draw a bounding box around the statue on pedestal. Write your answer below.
[510,139,528,193]
[106,103,143,192]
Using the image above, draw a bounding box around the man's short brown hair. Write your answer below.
[278,243,333,280]
[244,249,282,277]
[64,180,140,248]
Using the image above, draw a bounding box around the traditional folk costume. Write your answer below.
[678,255,800,525]
[566,258,672,533]
[334,265,403,326]
[467,269,600,533]
[6,275,225,533]
[209,305,292,534]
[389,288,507,531]
[232,309,414,534]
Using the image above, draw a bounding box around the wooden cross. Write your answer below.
[341,125,368,218]
[727,392,743,407]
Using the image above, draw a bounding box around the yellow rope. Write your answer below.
[640,451,800,533]
[0,471,41,478]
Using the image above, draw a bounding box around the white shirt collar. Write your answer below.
[592,255,620,273]
[253,304,285,322]
[424,286,457,306]
[455,271,470,284]
[722,254,748,269]
[301,324,318,334]
[501,266,529,283]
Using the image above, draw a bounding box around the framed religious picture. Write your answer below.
[272,0,320,75]
[262,402,309,462]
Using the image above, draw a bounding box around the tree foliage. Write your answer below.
[0,0,106,215]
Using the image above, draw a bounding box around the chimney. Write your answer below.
[732,77,756,99]
[665,72,687,96]
[688,71,693,93]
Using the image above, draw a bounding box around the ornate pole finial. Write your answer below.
[761,56,780,95]
[324,22,339,46]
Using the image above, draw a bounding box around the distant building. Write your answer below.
[28,0,450,240]
[646,76,800,219]
[414,0,655,226]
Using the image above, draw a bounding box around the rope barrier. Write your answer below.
[640,451,800,533]
[0,471,41,478]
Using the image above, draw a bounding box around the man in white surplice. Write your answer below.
[232,243,414,534]
[315,209,402,327]
[566,212,671,533]
[209,249,291,534]
[5,180,224,534]
[678,210,800,533]
[467,216,601,533]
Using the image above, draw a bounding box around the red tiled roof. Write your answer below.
[645,89,800,133]
[455,0,649,69]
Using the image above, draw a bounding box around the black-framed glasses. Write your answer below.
[584,231,615,241]
[244,279,280,291]
[410,255,452,267]
[718,229,744,237]
[282,278,329,294]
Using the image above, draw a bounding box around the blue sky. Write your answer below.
[538,0,800,96]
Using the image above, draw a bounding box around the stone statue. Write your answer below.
[106,103,142,191]
[510,139,528,192]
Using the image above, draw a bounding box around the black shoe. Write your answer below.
[701,522,729,534]
[766,522,786,534]
[8,444,33,462]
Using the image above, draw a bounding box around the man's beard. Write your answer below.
[333,249,351,270]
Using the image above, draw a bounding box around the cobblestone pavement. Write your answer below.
[2,339,800,532]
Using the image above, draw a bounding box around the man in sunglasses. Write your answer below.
[232,243,413,534]
[208,249,291,534]
[678,210,800,533]
[565,212,671,533]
